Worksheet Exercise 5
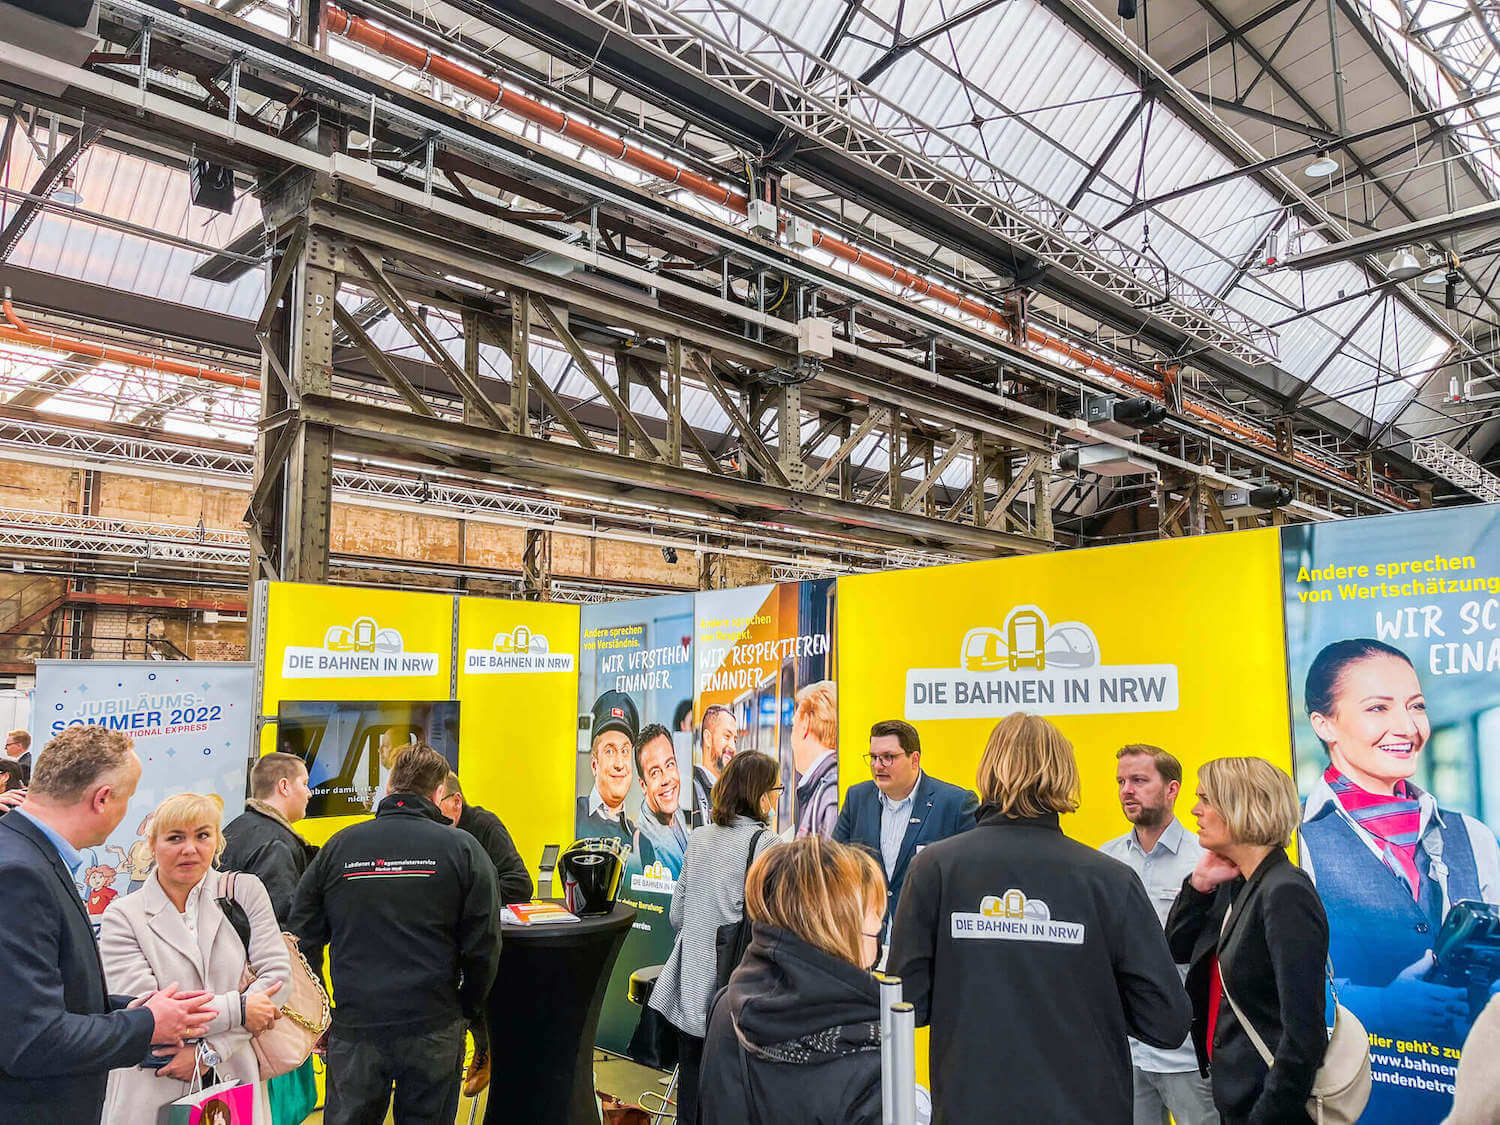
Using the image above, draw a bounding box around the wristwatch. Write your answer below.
[197,1042,223,1070]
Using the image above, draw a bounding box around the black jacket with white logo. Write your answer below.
[887,809,1191,1125]
[289,793,499,1037]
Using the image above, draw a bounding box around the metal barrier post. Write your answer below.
[877,973,902,1125]
[890,1001,917,1125]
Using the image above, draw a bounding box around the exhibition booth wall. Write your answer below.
[28,500,1500,1123]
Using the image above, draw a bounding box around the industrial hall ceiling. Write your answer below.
[3,0,1500,597]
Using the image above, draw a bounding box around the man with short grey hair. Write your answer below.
[1101,744,1219,1125]
[0,725,216,1124]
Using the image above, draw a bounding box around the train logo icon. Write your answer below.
[464,624,574,675]
[631,861,676,895]
[980,890,1049,923]
[321,617,405,655]
[954,889,1085,944]
[283,617,440,679]
[960,606,1099,673]
[492,625,549,655]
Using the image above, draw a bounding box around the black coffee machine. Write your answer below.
[558,837,628,916]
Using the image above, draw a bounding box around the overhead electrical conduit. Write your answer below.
[323,7,1404,506]
[1,289,257,392]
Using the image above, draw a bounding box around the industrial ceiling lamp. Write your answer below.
[50,173,82,206]
[1421,253,1449,285]
[1388,246,1423,279]
[1304,154,1340,178]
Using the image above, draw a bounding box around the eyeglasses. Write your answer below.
[865,752,909,767]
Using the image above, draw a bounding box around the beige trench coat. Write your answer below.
[99,869,290,1124]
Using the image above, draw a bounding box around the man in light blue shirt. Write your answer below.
[1100,744,1219,1125]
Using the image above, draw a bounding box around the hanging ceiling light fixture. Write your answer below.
[1421,253,1449,285]
[1304,154,1340,178]
[49,173,82,206]
[1388,246,1423,279]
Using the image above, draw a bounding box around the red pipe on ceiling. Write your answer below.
[2,290,258,392]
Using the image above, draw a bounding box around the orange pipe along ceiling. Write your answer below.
[324,6,1403,505]
[2,291,258,392]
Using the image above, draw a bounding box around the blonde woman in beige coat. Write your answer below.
[100,792,289,1123]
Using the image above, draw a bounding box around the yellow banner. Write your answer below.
[455,596,580,875]
[258,583,456,843]
[837,529,1293,847]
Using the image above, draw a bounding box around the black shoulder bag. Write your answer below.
[713,828,766,993]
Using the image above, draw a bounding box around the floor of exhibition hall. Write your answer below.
[302,1052,671,1122]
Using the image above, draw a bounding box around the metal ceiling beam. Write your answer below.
[1167,0,1311,74]
[1186,91,1336,142]
[1280,199,1500,270]
[6,353,93,408]
[0,122,102,262]
[1109,92,1487,221]
[1065,93,1150,210]
[296,392,1053,555]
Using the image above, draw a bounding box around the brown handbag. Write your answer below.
[218,871,332,1079]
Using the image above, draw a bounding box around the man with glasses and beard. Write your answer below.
[832,720,977,944]
[1100,744,1218,1125]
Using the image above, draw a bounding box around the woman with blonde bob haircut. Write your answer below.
[698,837,887,1124]
[100,792,290,1124]
[975,711,1081,818]
[888,713,1190,1123]
[1166,758,1330,1124]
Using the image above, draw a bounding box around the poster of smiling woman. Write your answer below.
[1281,505,1500,1125]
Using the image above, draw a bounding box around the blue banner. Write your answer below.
[32,660,254,927]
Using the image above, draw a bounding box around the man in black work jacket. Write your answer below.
[888,713,1191,1125]
[290,744,499,1125]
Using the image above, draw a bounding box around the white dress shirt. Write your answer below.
[1100,817,1201,1074]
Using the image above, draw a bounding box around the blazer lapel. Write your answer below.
[1220,849,1286,955]
[144,877,207,979]
[1,813,91,926]
[889,774,934,887]
[0,814,109,1005]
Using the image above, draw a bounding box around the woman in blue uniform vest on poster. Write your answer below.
[1299,638,1500,1122]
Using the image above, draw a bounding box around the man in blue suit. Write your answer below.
[0,726,215,1125]
[833,719,979,941]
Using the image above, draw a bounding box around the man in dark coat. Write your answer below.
[439,769,533,1095]
[888,713,1191,1125]
[439,771,532,905]
[221,751,317,921]
[833,719,978,939]
[0,725,215,1124]
[5,728,32,785]
[289,745,499,1125]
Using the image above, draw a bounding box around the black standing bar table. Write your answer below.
[485,903,636,1125]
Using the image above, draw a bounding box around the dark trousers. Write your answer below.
[675,1027,705,1125]
[326,1018,467,1125]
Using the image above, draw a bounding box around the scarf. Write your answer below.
[247,798,310,844]
[1324,765,1421,899]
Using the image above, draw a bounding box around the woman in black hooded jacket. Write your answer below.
[699,836,886,1125]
